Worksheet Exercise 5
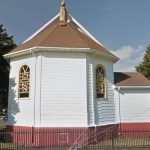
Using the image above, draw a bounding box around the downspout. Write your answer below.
[91,51,99,143]
[91,52,97,127]
[29,48,37,127]
[91,63,96,127]
[117,87,121,131]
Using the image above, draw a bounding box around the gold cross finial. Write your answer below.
[60,0,67,25]
[61,0,65,6]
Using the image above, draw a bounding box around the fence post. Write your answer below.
[112,131,115,150]
[32,126,34,144]
[16,131,18,149]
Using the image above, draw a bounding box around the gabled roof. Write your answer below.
[114,72,150,87]
[7,14,118,61]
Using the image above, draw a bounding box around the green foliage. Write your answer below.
[136,45,150,79]
[0,25,16,113]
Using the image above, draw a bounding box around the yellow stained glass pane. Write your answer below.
[96,66,105,98]
[19,65,30,98]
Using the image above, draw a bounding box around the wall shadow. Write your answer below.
[7,77,20,125]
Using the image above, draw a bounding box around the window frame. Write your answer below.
[18,64,30,100]
[95,65,107,100]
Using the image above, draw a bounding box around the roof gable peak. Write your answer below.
[22,13,104,48]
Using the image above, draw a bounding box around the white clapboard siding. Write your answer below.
[7,55,36,126]
[40,52,87,127]
[118,89,150,123]
[87,55,116,126]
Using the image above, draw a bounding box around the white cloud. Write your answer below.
[114,46,134,60]
[113,45,145,72]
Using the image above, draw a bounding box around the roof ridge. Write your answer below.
[69,14,105,47]
[68,22,90,48]
[74,25,116,56]
[68,20,105,50]
[70,21,108,52]
[22,14,60,44]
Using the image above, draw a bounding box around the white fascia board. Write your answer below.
[33,46,91,52]
[4,47,119,62]
[115,86,150,89]
[22,13,60,44]
[90,49,119,62]
[4,47,91,59]
[4,48,31,59]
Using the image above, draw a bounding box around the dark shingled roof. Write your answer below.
[8,16,116,58]
[114,72,150,86]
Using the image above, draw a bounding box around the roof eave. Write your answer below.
[4,47,91,59]
[4,47,119,62]
[4,48,32,59]
[90,49,119,62]
[115,86,150,89]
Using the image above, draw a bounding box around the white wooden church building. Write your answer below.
[4,1,150,145]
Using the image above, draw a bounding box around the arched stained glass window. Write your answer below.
[18,65,30,98]
[96,65,106,99]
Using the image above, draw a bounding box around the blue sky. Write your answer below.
[0,0,150,71]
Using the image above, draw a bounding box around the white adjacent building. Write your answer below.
[114,72,150,130]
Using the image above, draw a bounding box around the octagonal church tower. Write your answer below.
[5,1,118,146]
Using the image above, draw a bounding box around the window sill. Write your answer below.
[96,98,107,101]
[17,98,30,100]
